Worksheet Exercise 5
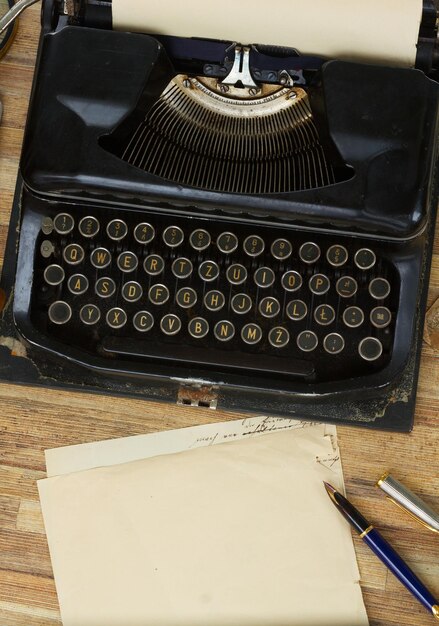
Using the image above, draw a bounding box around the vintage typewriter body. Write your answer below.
[0,0,438,429]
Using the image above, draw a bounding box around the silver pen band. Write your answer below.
[377,473,439,534]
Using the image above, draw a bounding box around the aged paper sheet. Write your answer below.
[39,421,369,625]
[46,416,332,476]
[112,0,422,67]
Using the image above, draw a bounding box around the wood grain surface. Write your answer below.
[0,6,438,626]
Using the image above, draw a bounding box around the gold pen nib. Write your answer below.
[323,481,339,505]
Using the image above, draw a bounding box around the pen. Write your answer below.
[323,482,439,621]
[377,472,439,534]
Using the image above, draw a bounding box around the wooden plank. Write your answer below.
[0,528,52,577]
[0,570,58,611]
[16,500,45,535]
[0,496,20,531]
[0,606,61,626]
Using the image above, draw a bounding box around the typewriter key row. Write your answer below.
[47,300,383,360]
[48,212,378,269]
[44,259,391,302]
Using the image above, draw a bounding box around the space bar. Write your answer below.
[101,337,315,379]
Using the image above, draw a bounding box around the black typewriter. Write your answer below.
[0,0,438,430]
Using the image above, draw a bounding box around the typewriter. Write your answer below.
[0,0,438,430]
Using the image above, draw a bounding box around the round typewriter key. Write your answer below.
[134,222,155,245]
[53,213,74,235]
[40,240,54,259]
[299,242,320,264]
[326,245,348,267]
[67,274,89,296]
[117,252,138,273]
[254,267,275,289]
[133,311,154,333]
[268,327,290,349]
[336,276,358,298]
[63,243,85,266]
[41,217,53,235]
[80,304,101,326]
[204,290,225,312]
[90,247,112,269]
[355,248,376,271]
[214,320,235,342]
[297,330,318,352]
[160,314,182,336]
[217,232,238,254]
[271,238,292,260]
[172,257,193,280]
[107,219,128,241]
[259,297,280,318]
[358,337,383,361]
[286,300,308,321]
[122,281,143,303]
[188,317,209,339]
[243,235,265,257]
[281,271,302,292]
[314,304,335,326]
[189,229,211,251]
[370,306,392,329]
[343,306,364,328]
[369,277,391,300]
[226,263,247,285]
[144,254,165,276]
[309,274,330,295]
[95,277,116,298]
[106,307,127,330]
[149,284,170,306]
[48,301,72,325]
[176,287,197,309]
[231,293,252,315]
[163,226,184,248]
[79,216,100,238]
[199,260,220,282]
[241,323,263,345]
[323,333,345,355]
[44,264,65,286]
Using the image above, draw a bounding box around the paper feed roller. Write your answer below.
[45,0,439,74]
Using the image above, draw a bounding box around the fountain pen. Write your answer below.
[324,482,439,621]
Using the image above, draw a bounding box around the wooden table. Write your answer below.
[0,6,438,625]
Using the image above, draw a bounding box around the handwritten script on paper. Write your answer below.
[45,416,338,477]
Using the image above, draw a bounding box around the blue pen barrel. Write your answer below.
[363,528,438,614]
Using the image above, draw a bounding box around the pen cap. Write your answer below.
[377,473,439,534]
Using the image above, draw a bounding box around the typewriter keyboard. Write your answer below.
[30,208,399,383]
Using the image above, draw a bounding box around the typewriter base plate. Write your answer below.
[0,336,420,432]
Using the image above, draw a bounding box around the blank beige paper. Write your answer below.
[113,0,422,67]
[38,424,369,626]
